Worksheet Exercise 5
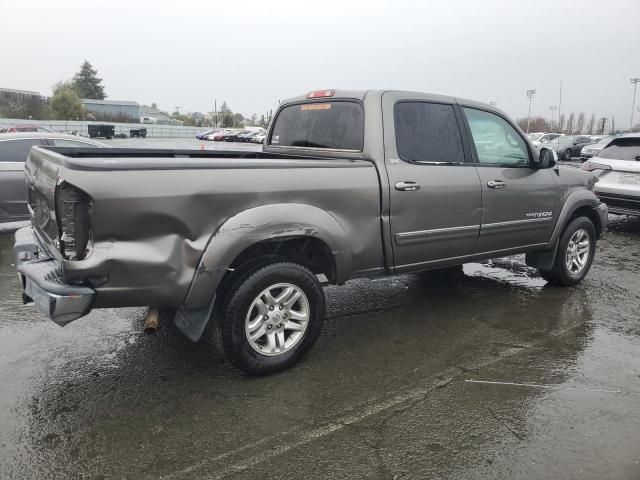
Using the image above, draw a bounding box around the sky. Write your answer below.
[1,0,639,126]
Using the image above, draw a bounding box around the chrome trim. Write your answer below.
[481,217,552,234]
[395,225,480,246]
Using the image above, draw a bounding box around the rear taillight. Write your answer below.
[55,181,92,260]
[582,161,612,172]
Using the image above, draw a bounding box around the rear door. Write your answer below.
[460,107,561,254]
[0,138,46,222]
[382,92,482,271]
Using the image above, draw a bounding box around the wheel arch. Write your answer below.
[184,203,352,308]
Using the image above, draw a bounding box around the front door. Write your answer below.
[460,107,561,254]
[383,92,482,271]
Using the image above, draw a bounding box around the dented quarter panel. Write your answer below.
[34,153,383,309]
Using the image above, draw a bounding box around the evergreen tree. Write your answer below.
[72,61,106,99]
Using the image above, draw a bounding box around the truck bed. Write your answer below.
[25,146,385,310]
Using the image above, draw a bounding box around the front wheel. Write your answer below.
[539,216,596,286]
[220,262,326,375]
[563,149,572,161]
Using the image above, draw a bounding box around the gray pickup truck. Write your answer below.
[14,89,607,374]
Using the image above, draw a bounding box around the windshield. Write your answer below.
[597,138,640,161]
[595,136,613,145]
[527,133,543,141]
[269,101,364,150]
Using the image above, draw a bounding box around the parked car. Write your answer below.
[237,130,263,142]
[580,135,613,159]
[224,130,246,142]
[548,135,594,160]
[196,130,216,140]
[583,134,640,215]
[0,132,104,223]
[250,132,267,143]
[534,133,564,146]
[129,128,147,138]
[13,89,607,375]
[210,130,233,141]
[0,125,53,133]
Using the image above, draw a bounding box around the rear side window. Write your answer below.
[394,102,464,163]
[597,139,640,161]
[0,139,42,162]
[269,101,363,150]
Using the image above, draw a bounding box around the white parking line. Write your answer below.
[465,379,621,393]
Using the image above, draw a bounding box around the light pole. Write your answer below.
[526,89,536,133]
[630,78,640,131]
[549,106,557,131]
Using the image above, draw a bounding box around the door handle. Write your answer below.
[487,180,506,189]
[395,181,421,191]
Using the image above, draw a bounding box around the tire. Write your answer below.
[220,262,326,375]
[538,216,596,286]
[563,149,572,161]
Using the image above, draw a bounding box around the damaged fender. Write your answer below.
[175,203,352,341]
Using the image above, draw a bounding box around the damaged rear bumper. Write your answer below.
[14,227,95,326]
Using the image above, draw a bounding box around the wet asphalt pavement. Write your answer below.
[1,140,640,479]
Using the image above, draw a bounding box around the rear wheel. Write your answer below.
[563,149,572,161]
[539,216,596,286]
[220,262,325,375]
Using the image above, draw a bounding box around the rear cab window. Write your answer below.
[0,138,43,162]
[269,101,364,151]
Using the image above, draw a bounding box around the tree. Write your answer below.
[50,84,85,120]
[586,114,595,135]
[151,102,158,109]
[558,114,566,133]
[516,116,548,132]
[575,112,585,134]
[566,112,575,134]
[72,60,106,99]
[597,117,608,135]
[610,117,615,134]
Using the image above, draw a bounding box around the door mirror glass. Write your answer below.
[537,147,557,169]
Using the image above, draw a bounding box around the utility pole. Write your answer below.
[630,78,640,131]
[526,89,536,133]
[549,106,557,131]
[214,100,217,128]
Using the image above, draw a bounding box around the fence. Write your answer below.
[0,118,207,138]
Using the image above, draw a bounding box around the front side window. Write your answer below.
[463,108,529,166]
[0,139,42,162]
[269,101,363,150]
[394,102,464,163]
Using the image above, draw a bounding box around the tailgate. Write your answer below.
[25,146,93,261]
[25,146,62,250]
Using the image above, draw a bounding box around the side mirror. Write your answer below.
[535,147,557,169]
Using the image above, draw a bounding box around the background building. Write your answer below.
[81,99,140,122]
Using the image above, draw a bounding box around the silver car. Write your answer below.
[580,135,614,159]
[583,134,640,215]
[0,132,104,224]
